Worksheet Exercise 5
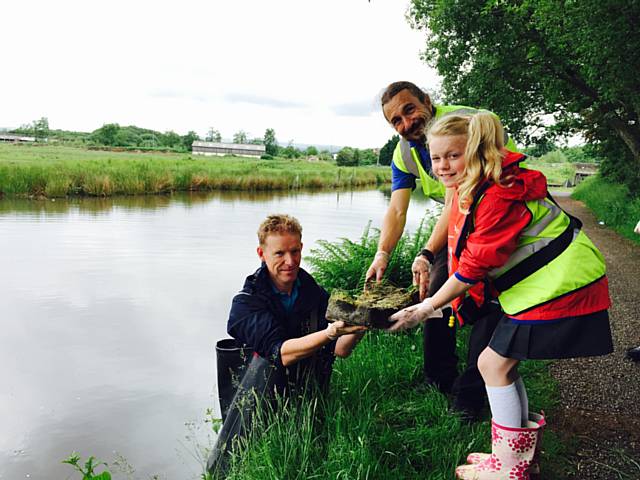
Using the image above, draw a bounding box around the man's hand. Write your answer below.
[325,321,367,340]
[411,255,431,301]
[387,299,442,332]
[365,251,389,286]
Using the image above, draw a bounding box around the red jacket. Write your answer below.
[448,150,610,323]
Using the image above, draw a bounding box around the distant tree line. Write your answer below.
[12,117,50,141]
[11,118,398,167]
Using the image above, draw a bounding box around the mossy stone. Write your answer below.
[326,284,417,329]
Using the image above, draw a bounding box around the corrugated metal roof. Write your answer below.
[192,141,265,152]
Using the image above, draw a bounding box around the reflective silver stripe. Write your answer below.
[439,107,479,118]
[489,237,555,279]
[399,138,420,177]
[525,199,562,237]
[488,199,565,279]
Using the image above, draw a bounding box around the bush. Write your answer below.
[572,176,640,243]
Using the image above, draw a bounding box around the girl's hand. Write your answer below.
[387,299,442,332]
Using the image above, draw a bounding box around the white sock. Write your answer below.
[514,376,529,424]
[486,383,522,428]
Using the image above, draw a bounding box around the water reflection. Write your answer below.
[0,188,439,479]
[0,186,432,216]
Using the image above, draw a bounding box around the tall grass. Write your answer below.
[573,175,640,244]
[220,220,570,479]
[0,144,390,198]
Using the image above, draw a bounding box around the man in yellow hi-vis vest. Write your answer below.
[365,81,516,421]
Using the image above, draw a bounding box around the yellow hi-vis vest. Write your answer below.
[392,104,517,202]
[455,182,606,316]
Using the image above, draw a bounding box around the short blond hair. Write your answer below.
[257,214,303,245]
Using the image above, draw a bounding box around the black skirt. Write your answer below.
[488,310,613,360]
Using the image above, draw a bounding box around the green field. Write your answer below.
[0,144,391,198]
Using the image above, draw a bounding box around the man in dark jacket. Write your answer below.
[228,213,365,391]
[208,214,364,476]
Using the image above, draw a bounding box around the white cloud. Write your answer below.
[0,0,440,148]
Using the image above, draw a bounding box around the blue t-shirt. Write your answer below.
[271,278,300,313]
[391,140,432,192]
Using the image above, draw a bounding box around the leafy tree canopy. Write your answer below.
[408,0,640,191]
[264,128,278,156]
[336,147,358,167]
[379,135,399,166]
[233,130,248,144]
[206,127,222,143]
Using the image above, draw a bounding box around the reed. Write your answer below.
[0,144,390,198]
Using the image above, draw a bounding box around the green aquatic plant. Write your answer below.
[62,452,112,480]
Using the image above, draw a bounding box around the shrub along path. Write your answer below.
[549,194,640,479]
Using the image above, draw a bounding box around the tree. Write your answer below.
[92,123,120,146]
[233,130,248,144]
[379,135,399,166]
[523,138,557,158]
[264,128,278,156]
[206,127,222,143]
[336,147,358,166]
[33,117,49,141]
[160,130,181,148]
[304,146,319,156]
[182,131,200,150]
[113,128,139,147]
[280,142,302,159]
[408,0,640,191]
[358,148,378,166]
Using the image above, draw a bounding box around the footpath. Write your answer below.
[549,195,640,479]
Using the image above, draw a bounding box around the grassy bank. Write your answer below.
[572,176,640,244]
[219,220,570,479]
[524,156,576,186]
[0,144,390,198]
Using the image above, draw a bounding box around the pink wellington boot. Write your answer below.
[465,412,546,479]
[455,414,543,480]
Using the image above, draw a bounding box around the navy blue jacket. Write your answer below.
[227,264,335,390]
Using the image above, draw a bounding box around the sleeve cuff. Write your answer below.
[271,340,285,368]
[454,272,480,285]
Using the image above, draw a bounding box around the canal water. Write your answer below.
[0,189,439,479]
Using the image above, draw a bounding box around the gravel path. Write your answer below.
[547,195,640,479]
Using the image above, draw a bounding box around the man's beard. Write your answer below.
[406,119,426,140]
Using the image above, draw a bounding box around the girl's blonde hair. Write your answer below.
[427,112,506,212]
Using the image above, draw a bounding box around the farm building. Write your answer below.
[0,134,36,143]
[192,141,265,158]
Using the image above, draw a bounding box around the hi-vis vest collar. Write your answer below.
[454,177,606,315]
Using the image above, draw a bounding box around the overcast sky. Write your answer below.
[1,0,440,149]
